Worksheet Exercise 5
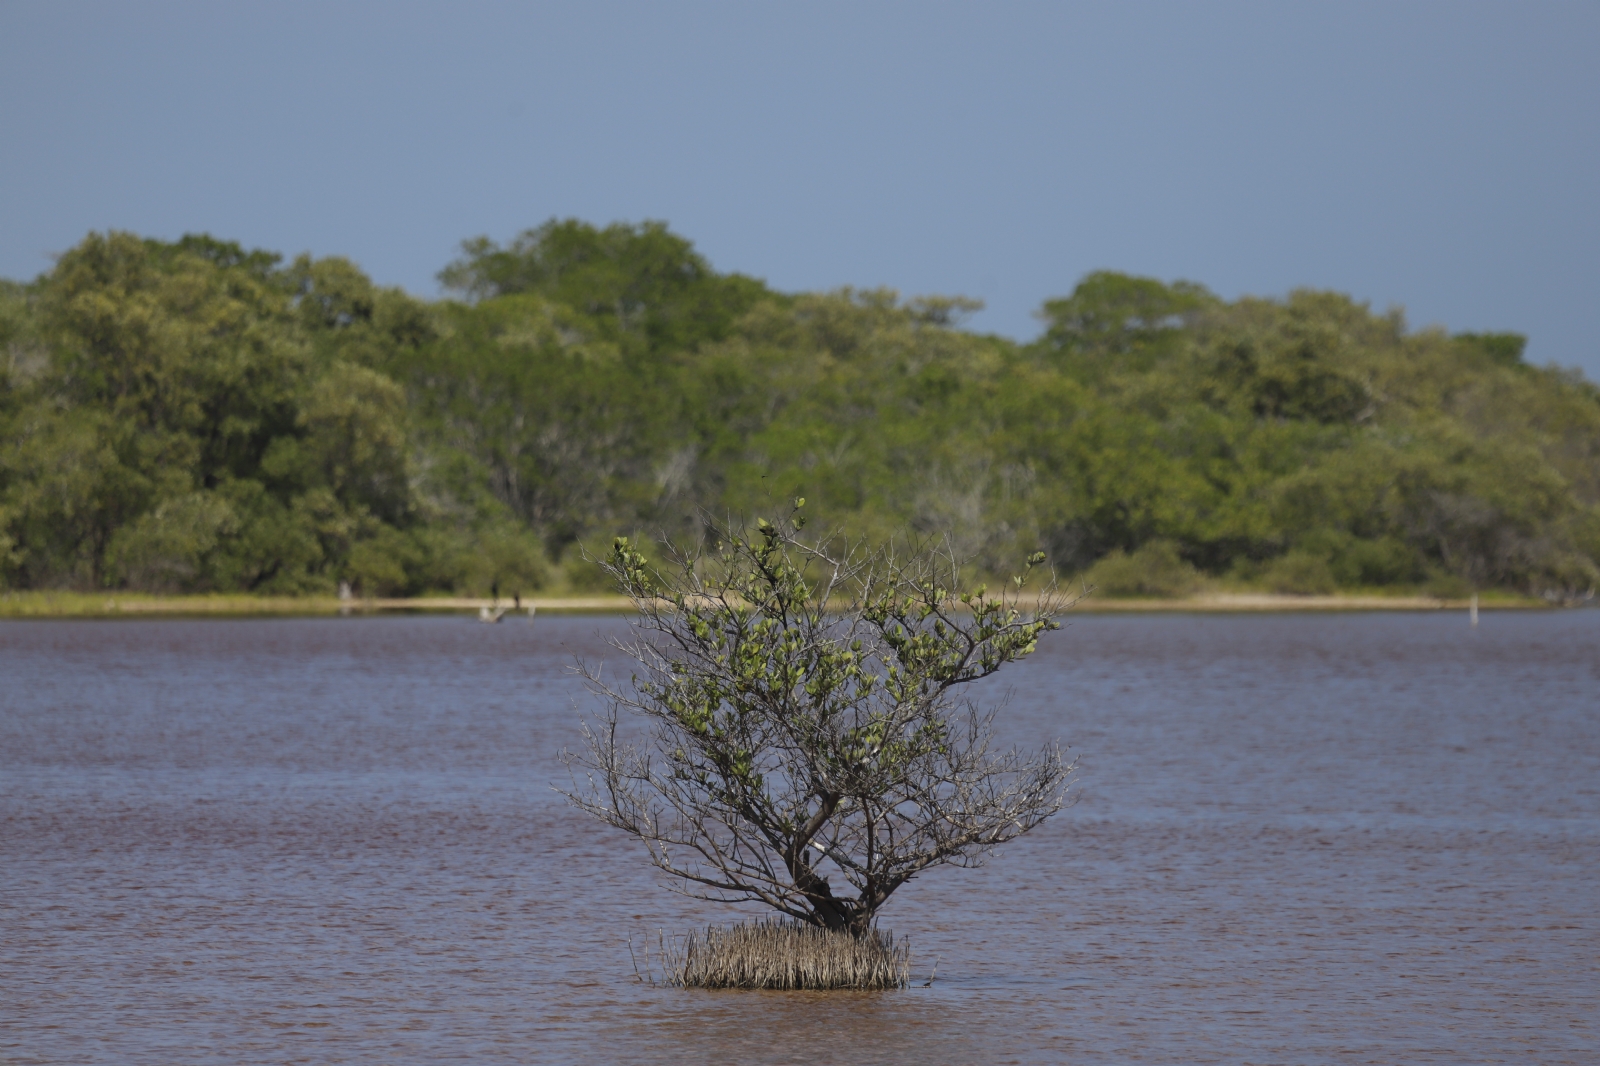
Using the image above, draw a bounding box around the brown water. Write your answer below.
[2,611,1596,1064]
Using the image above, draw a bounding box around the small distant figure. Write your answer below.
[481,579,507,622]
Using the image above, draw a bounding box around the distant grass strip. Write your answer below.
[0,589,1548,618]
[0,591,635,617]
[656,921,911,991]
[0,591,345,617]
[1071,591,1548,611]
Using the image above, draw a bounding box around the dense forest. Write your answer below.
[2,223,1597,599]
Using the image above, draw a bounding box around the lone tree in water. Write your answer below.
[563,502,1075,936]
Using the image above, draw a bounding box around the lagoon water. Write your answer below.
[2,611,1596,1064]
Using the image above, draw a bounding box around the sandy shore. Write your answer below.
[0,593,632,617]
[0,590,1548,618]
[1069,593,1533,612]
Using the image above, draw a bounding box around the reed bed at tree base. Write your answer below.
[653,921,911,991]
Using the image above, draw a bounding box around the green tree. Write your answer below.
[565,507,1073,935]
[1038,271,1214,377]
[438,218,772,357]
[4,225,1597,601]
[392,293,671,551]
[0,231,448,593]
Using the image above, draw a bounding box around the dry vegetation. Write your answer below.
[643,921,911,991]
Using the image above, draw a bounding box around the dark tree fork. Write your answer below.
[562,502,1076,936]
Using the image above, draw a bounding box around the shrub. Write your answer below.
[1262,549,1338,595]
[563,504,1073,956]
[1084,539,1201,597]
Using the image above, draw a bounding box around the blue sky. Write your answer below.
[3,1,1597,378]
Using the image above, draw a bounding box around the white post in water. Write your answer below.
[1470,593,1479,627]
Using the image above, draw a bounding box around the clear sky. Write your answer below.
[3,1,1598,377]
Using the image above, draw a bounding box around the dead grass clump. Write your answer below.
[654,920,910,990]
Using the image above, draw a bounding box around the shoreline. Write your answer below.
[0,590,1559,618]
[1069,593,1549,612]
[0,593,634,618]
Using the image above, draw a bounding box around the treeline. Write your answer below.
[2,222,1597,598]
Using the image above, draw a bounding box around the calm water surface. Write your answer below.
[2,611,1596,1064]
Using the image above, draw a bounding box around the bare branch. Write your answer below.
[559,506,1075,935]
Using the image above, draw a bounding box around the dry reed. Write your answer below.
[647,920,911,990]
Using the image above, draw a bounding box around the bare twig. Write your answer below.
[561,506,1077,939]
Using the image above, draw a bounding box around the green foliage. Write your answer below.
[104,490,239,592]
[567,508,1071,934]
[1014,282,1600,597]
[1456,331,1527,367]
[1039,270,1214,378]
[1084,539,1203,598]
[437,218,772,357]
[1260,549,1339,595]
[0,231,543,594]
[3,225,1597,600]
